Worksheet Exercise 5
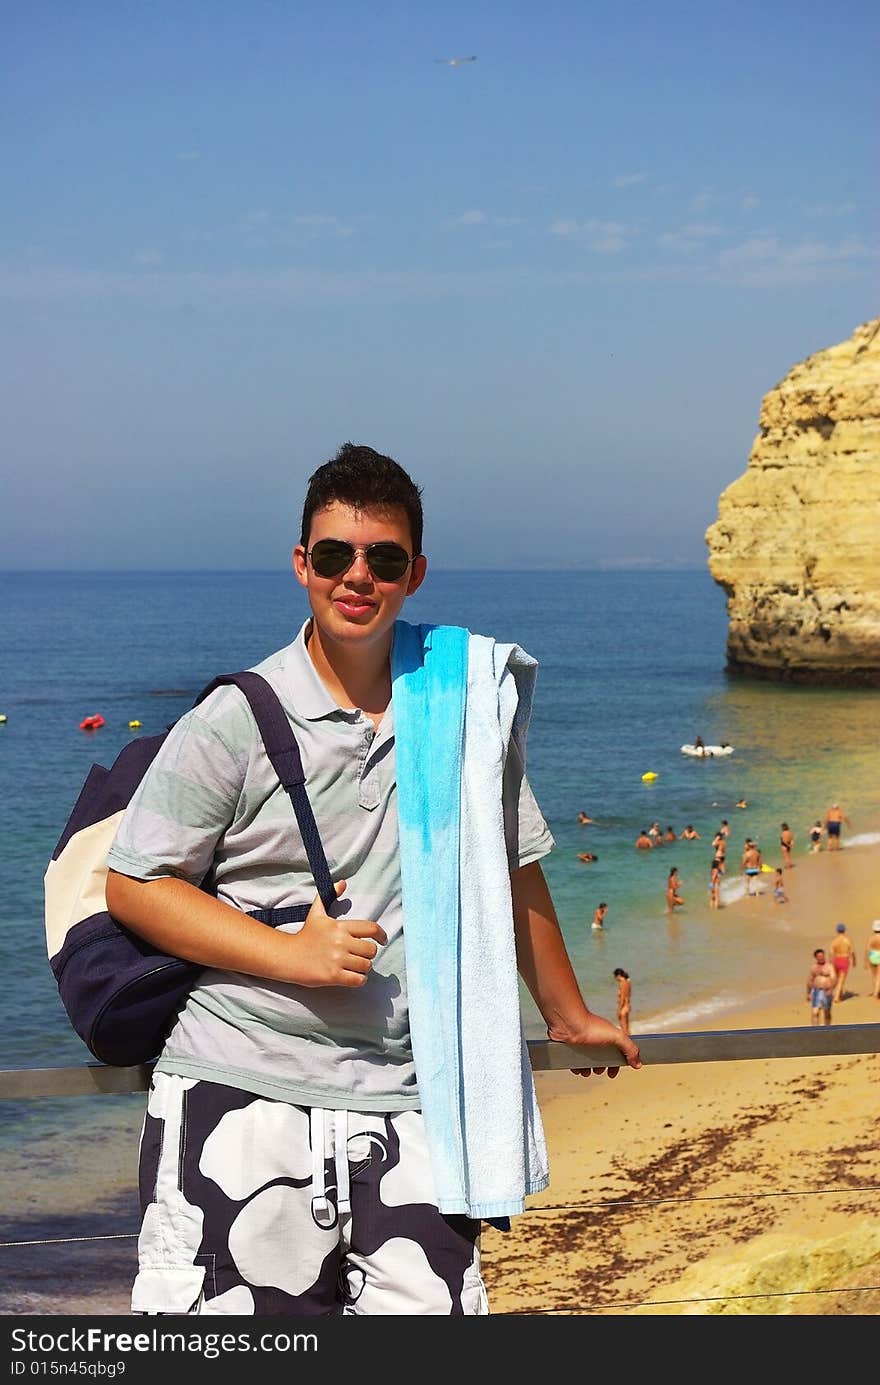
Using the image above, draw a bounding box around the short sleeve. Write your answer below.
[106,697,250,886]
[502,735,554,870]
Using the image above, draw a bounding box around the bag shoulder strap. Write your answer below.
[194,671,336,912]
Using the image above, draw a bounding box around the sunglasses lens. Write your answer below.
[309,540,354,578]
[366,544,411,581]
[309,540,412,581]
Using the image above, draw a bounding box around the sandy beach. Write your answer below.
[482,838,880,1315]
[2,841,878,1317]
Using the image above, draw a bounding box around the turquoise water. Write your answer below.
[1,567,879,1145]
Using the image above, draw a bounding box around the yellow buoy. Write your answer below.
[760,863,773,873]
[641,771,658,781]
[128,719,142,729]
[0,714,7,724]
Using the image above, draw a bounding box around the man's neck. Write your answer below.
[305,620,394,720]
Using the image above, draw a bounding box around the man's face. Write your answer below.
[293,501,427,651]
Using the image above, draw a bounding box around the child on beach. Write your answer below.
[666,866,684,913]
[613,968,632,1035]
[808,820,824,853]
[709,859,723,909]
[772,868,787,904]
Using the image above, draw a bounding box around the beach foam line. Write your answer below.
[844,831,880,848]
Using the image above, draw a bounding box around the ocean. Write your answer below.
[2,567,879,1155]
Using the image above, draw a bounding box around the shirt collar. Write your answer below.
[281,619,353,721]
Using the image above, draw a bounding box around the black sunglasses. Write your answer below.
[307,538,414,583]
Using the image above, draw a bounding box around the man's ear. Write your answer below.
[406,553,428,596]
[293,545,308,587]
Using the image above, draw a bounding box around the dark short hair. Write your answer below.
[300,442,424,554]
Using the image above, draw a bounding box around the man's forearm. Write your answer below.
[105,870,300,981]
[511,861,595,1040]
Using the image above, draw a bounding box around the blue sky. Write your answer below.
[2,0,877,570]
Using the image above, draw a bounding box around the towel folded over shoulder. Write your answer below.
[391,620,550,1220]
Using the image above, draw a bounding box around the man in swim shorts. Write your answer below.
[741,839,762,895]
[806,948,836,1025]
[825,803,848,851]
[829,923,856,1003]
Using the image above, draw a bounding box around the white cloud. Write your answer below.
[132,250,164,266]
[550,218,630,253]
[550,218,580,237]
[454,210,488,225]
[611,172,648,189]
[659,224,726,253]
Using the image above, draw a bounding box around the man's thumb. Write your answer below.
[309,879,346,915]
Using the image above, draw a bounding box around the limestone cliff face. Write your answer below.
[705,317,880,686]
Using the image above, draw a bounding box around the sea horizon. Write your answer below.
[2,565,879,1146]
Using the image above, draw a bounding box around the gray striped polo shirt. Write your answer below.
[107,621,554,1110]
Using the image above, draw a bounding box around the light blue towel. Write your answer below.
[391,620,550,1220]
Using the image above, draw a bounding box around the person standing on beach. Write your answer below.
[772,868,787,905]
[711,829,727,873]
[779,823,795,869]
[103,442,640,1317]
[863,920,880,1000]
[741,839,762,896]
[666,866,684,913]
[613,968,632,1035]
[708,857,723,909]
[808,820,824,853]
[807,948,836,1025]
[824,803,848,851]
[829,923,856,1003]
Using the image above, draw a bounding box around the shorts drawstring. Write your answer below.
[310,1107,351,1226]
[334,1109,351,1216]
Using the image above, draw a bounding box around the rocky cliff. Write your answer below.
[705,317,880,686]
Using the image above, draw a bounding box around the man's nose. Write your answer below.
[347,548,372,579]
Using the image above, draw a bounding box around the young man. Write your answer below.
[105,442,640,1317]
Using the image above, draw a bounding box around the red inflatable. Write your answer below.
[79,714,106,731]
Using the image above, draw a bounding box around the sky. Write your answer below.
[1,0,877,570]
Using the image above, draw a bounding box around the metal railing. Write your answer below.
[3,1024,878,1317]
[2,1022,879,1098]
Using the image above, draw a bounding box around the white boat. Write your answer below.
[681,743,734,758]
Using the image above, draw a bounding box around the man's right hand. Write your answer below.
[288,880,387,987]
